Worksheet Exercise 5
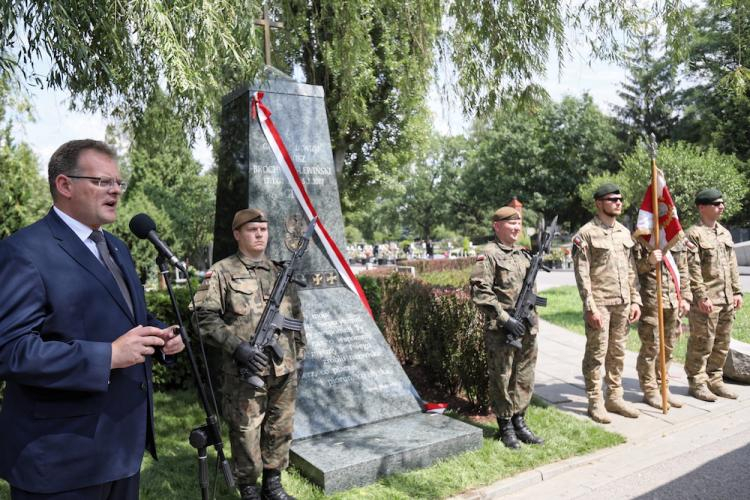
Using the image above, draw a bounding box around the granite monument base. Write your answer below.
[290,412,483,494]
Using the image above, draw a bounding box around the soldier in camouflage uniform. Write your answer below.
[193,208,305,500]
[573,184,642,424]
[470,206,543,449]
[633,238,691,409]
[684,189,743,402]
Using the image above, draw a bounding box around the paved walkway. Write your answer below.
[454,319,750,499]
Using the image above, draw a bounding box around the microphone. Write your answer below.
[129,213,187,273]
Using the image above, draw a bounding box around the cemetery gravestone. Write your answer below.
[216,70,482,493]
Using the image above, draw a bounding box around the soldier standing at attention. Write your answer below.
[193,208,304,500]
[573,184,642,423]
[470,207,544,449]
[633,238,691,409]
[684,189,743,402]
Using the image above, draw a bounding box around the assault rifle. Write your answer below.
[506,216,558,348]
[238,216,317,388]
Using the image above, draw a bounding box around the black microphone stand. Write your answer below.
[156,256,235,499]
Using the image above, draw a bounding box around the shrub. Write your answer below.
[363,273,490,410]
[146,283,204,391]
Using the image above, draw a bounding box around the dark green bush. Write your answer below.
[362,273,489,410]
[146,283,204,391]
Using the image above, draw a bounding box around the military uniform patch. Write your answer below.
[572,235,587,250]
[476,255,486,262]
[685,240,697,251]
[200,270,213,285]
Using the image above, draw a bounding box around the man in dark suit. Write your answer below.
[0,139,184,499]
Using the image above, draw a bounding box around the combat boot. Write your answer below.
[261,469,296,500]
[604,397,640,418]
[642,390,663,410]
[689,384,718,402]
[496,417,521,449]
[708,382,738,399]
[665,391,683,408]
[239,484,261,500]
[511,412,543,445]
[587,398,611,424]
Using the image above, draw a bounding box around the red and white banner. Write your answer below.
[633,169,685,296]
[251,91,373,316]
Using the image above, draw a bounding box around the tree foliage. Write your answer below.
[276,0,440,211]
[457,95,620,235]
[398,134,469,241]
[613,25,678,149]
[119,89,216,272]
[0,0,693,212]
[0,77,47,239]
[579,141,748,226]
[672,0,750,160]
[0,0,262,128]
[444,0,690,115]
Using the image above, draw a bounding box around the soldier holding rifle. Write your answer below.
[193,208,304,500]
[470,207,544,449]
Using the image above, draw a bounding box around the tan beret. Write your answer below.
[232,208,268,230]
[492,207,521,221]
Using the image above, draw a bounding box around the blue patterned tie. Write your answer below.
[89,230,134,316]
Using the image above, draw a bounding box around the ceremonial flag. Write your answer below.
[632,169,684,296]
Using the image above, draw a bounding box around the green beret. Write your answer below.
[695,188,723,205]
[593,183,621,200]
[492,207,521,221]
[232,208,268,230]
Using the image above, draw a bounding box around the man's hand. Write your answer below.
[698,297,714,314]
[628,303,641,323]
[679,299,691,317]
[233,343,270,374]
[111,325,166,369]
[161,325,185,355]
[648,249,663,266]
[503,317,525,339]
[734,294,743,310]
[585,310,603,330]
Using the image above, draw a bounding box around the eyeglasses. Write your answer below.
[600,196,623,203]
[68,175,128,192]
[710,201,725,206]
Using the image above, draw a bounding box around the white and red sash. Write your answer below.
[251,91,373,316]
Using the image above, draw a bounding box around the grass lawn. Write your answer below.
[0,391,623,499]
[540,285,750,362]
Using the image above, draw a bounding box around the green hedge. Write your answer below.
[360,273,489,409]
[145,283,205,391]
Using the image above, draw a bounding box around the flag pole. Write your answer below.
[649,134,669,414]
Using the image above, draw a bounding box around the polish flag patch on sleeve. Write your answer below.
[201,270,213,285]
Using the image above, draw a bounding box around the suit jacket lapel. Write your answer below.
[45,210,135,323]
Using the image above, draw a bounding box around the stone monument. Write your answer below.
[215,71,482,493]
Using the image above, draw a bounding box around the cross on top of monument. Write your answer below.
[254,3,284,66]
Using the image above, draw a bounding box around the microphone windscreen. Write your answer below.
[129,213,157,239]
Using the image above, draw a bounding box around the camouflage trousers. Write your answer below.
[685,304,734,388]
[485,327,538,418]
[637,306,681,393]
[222,370,298,485]
[582,303,629,400]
